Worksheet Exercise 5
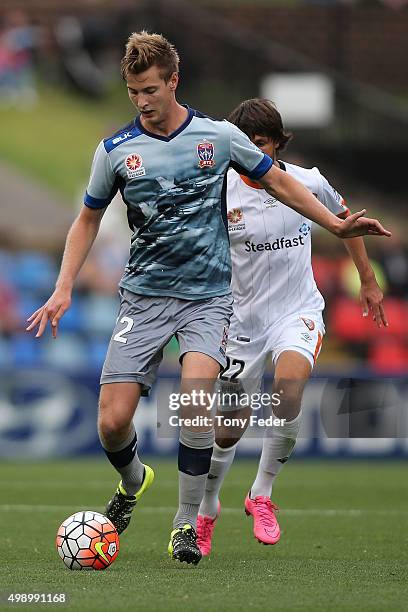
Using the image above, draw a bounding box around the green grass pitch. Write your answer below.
[0,459,407,611]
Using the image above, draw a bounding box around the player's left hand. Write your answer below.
[337,210,392,239]
[360,276,388,328]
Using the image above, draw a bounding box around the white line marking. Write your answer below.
[0,505,405,517]
[0,481,203,489]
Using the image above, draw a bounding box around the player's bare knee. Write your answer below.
[98,421,130,449]
[273,392,302,420]
[274,379,303,411]
[215,405,251,445]
[280,389,302,407]
[97,403,132,445]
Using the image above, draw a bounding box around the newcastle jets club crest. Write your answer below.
[197,140,215,168]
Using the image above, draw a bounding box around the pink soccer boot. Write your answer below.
[196,501,221,556]
[244,494,280,545]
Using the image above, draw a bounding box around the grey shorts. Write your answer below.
[100,289,233,394]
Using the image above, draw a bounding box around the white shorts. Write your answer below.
[218,310,325,402]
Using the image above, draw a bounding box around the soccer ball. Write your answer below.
[56,510,119,570]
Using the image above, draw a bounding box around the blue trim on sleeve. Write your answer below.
[248,154,273,180]
[84,191,110,209]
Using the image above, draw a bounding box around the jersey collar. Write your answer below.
[134,105,194,142]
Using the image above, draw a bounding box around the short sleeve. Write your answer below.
[227,122,273,180]
[84,141,118,209]
[318,171,350,218]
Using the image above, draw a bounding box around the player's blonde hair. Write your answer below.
[121,31,180,82]
[228,98,292,153]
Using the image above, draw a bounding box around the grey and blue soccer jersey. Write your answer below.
[84,106,272,300]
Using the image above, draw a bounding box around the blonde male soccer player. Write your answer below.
[197,98,387,555]
[27,36,390,566]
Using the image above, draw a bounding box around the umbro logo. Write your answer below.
[264,197,278,208]
[207,473,218,480]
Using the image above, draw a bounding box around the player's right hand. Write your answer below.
[337,210,392,239]
[26,289,72,339]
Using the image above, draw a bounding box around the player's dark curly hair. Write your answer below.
[121,31,180,82]
[228,98,293,153]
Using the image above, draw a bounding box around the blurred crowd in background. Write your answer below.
[1,0,408,378]
[2,223,408,376]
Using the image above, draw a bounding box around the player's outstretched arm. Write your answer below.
[342,236,388,328]
[26,206,106,339]
[258,166,391,239]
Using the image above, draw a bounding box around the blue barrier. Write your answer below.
[0,368,407,459]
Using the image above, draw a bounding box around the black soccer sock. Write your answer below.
[101,426,145,496]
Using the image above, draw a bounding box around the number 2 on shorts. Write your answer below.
[113,316,134,344]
